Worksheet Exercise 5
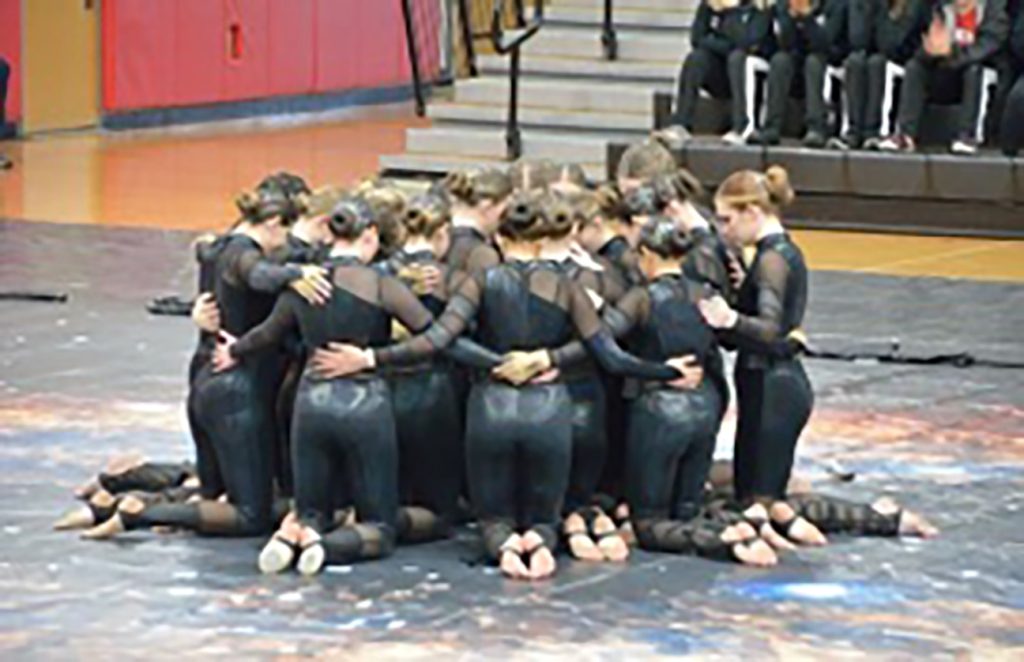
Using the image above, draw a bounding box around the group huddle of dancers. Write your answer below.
[55,138,938,581]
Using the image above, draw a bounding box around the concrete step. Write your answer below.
[405,126,614,162]
[478,52,684,83]
[454,76,669,114]
[555,0,701,11]
[428,102,654,133]
[526,27,689,61]
[546,6,695,30]
[380,152,607,181]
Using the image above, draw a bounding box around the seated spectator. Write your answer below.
[750,0,853,147]
[838,0,931,150]
[999,0,1023,155]
[659,0,775,146]
[880,0,1009,154]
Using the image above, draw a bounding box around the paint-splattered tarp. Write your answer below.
[1,220,1022,659]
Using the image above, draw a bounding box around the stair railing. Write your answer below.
[490,0,545,159]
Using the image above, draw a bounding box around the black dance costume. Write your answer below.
[372,261,682,562]
[226,255,499,564]
[722,233,813,504]
[379,249,468,542]
[125,234,303,536]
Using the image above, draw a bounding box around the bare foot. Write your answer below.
[296,526,325,576]
[743,502,770,523]
[732,539,779,567]
[53,505,95,530]
[759,522,798,552]
[82,494,144,540]
[81,514,126,540]
[500,550,529,580]
[527,545,557,580]
[614,502,630,522]
[770,502,828,546]
[592,514,629,562]
[498,533,528,580]
[73,478,101,500]
[564,513,602,562]
[259,514,302,574]
[872,498,939,538]
[720,522,758,544]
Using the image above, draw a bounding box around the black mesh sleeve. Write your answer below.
[234,247,304,293]
[566,281,680,380]
[374,273,483,367]
[731,250,790,344]
[229,293,299,357]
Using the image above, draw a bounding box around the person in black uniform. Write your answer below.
[999,0,1024,155]
[377,194,468,544]
[443,168,513,287]
[751,0,853,147]
[662,0,776,145]
[83,187,326,541]
[880,0,1008,154]
[535,194,629,563]
[316,193,696,581]
[840,0,930,149]
[214,197,501,575]
[699,166,827,546]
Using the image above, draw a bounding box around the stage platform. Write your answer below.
[1,218,1021,658]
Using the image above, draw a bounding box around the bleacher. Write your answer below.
[382,0,1024,237]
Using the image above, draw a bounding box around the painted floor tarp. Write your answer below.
[1,220,1022,659]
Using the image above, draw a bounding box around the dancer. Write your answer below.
[316,193,695,580]
[84,186,326,540]
[214,197,499,575]
[699,166,826,545]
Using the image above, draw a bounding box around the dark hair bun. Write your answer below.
[236,187,299,226]
[404,193,451,237]
[328,197,377,240]
[499,192,545,240]
[639,215,693,258]
[764,165,795,208]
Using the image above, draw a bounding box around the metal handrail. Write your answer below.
[400,0,427,116]
[602,0,618,60]
[490,0,545,159]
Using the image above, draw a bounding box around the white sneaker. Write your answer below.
[950,139,978,155]
[722,124,753,146]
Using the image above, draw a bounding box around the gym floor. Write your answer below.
[0,108,1021,658]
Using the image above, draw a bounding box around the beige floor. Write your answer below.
[1,112,1021,283]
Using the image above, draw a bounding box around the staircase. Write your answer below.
[380,0,698,180]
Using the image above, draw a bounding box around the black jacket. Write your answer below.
[692,0,777,58]
[775,0,851,62]
[872,0,932,63]
[1012,0,1024,64]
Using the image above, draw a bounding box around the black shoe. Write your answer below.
[748,130,780,146]
[0,154,11,170]
[802,130,827,149]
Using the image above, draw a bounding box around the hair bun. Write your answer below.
[328,197,376,240]
[639,214,693,258]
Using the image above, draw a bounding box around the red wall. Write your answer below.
[0,0,21,122]
[103,0,429,113]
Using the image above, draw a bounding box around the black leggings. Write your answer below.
[391,365,464,541]
[627,383,723,545]
[733,358,814,503]
[131,363,278,536]
[292,376,398,562]
[1001,72,1024,156]
[466,382,573,559]
[565,376,608,514]
[674,47,753,132]
[844,51,889,140]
